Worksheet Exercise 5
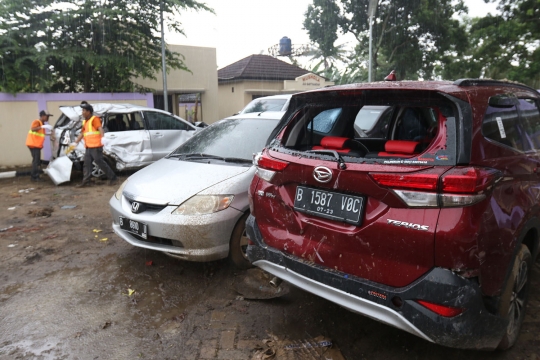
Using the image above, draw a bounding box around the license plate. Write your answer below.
[294,186,364,225]
[119,216,148,239]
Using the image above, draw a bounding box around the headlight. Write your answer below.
[114,179,129,200]
[172,195,234,215]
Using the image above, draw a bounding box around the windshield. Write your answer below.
[241,99,287,114]
[169,118,277,161]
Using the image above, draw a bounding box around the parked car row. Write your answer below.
[108,81,540,351]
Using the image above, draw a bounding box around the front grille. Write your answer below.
[126,198,167,213]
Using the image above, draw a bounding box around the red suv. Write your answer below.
[246,79,540,350]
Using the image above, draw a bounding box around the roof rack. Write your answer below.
[454,79,537,93]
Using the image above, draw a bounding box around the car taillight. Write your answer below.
[255,152,289,182]
[416,300,464,317]
[369,167,501,208]
[369,172,439,191]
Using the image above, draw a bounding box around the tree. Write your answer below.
[454,0,540,88]
[303,0,469,81]
[0,0,212,93]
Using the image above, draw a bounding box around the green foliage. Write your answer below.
[0,0,212,93]
[304,0,468,81]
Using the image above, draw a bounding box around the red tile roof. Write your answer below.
[218,55,310,82]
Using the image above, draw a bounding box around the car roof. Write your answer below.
[292,79,540,102]
[58,103,191,124]
[225,111,286,121]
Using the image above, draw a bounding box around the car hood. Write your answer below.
[122,158,251,205]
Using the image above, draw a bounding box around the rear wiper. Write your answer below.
[305,150,347,170]
[223,157,253,164]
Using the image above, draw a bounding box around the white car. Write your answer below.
[238,94,292,115]
[51,103,197,177]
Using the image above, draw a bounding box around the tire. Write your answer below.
[229,212,252,269]
[497,244,532,350]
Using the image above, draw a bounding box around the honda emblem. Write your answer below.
[131,201,141,213]
[313,166,332,183]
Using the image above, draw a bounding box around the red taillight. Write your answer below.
[442,167,500,194]
[416,300,464,317]
[257,153,289,171]
[369,172,439,191]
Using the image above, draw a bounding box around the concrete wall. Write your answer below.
[135,45,219,124]
[0,93,152,167]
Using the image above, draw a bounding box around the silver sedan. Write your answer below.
[109,112,283,268]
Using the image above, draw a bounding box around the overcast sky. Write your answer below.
[167,0,499,69]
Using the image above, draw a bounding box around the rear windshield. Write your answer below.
[241,99,287,114]
[276,91,457,165]
[170,118,277,161]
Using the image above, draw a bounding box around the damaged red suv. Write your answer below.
[246,79,540,350]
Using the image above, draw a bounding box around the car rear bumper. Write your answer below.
[246,215,507,350]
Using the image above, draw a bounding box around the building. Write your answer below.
[217,55,334,119]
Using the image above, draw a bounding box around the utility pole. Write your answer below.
[160,0,168,112]
[368,0,378,82]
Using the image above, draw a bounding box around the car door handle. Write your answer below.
[153,133,164,137]
[108,135,116,138]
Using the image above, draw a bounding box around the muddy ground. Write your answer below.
[0,173,539,360]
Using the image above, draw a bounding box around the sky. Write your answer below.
[167,0,500,70]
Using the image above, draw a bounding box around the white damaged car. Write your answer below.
[51,103,198,177]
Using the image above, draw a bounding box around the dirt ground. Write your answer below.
[0,173,539,360]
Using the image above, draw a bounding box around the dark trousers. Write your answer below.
[29,147,41,179]
[82,147,116,182]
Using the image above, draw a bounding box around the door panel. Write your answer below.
[144,111,194,161]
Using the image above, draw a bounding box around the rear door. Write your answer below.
[143,111,195,161]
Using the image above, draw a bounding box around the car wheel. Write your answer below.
[497,244,532,350]
[229,213,252,269]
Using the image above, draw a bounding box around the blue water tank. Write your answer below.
[279,37,292,56]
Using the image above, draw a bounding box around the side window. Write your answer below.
[145,112,189,130]
[308,108,342,134]
[517,99,540,151]
[482,104,524,151]
[126,112,145,130]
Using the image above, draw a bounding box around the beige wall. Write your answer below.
[0,102,40,167]
[136,44,219,124]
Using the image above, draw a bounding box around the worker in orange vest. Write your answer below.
[26,110,53,182]
[72,103,118,187]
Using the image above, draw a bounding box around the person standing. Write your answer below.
[73,103,118,187]
[26,110,53,182]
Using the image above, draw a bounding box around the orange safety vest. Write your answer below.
[26,119,45,149]
[82,116,102,148]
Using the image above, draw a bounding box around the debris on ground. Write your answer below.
[8,207,16,210]
[232,268,290,300]
[251,334,345,360]
[145,260,153,266]
[0,225,14,232]
[18,188,35,194]
[8,244,17,248]
[27,207,54,217]
[93,229,102,233]
[61,205,77,209]
[126,289,135,296]
[99,238,108,242]
[102,321,111,330]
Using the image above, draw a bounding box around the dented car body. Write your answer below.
[247,79,540,349]
[52,103,197,175]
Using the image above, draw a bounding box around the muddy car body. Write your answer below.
[109,112,284,268]
[247,79,540,349]
[52,103,197,176]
